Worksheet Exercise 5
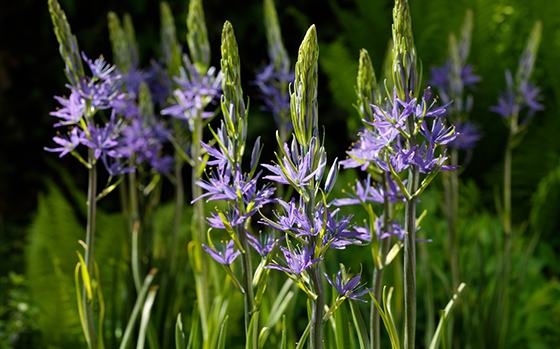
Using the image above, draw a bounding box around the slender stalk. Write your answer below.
[497,121,516,347]
[503,130,513,237]
[84,148,98,349]
[404,117,419,349]
[443,147,460,290]
[128,172,142,291]
[310,264,324,349]
[441,148,460,346]
[190,115,210,339]
[304,193,323,349]
[371,174,393,349]
[238,225,255,336]
[170,155,184,274]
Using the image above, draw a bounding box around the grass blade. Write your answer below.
[429,283,466,349]
[137,286,159,349]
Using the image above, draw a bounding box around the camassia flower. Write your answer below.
[202,239,241,266]
[44,127,85,158]
[331,174,385,206]
[324,268,373,302]
[264,244,323,275]
[193,166,276,217]
[254,62,293,130]
[50,90,85,127]
[247,233,285,257]
[450,120,482,150]
[262,142,325,189]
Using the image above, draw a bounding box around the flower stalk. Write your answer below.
[84,149,98,349]
[393,0,420,347]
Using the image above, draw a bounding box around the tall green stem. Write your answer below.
[304,193,323,349]
[371,173,393,349]
[497,123,515,347]
[238,225,254,336]
[190,116,210,340]
[444,147,460,290]
[404,116,419,349]
[171,156,183,275]
[84,148,98,349]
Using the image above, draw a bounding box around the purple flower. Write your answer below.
[367,88,414,142]
[82,52,118,81]
[207,208,245,230]
[253,62,293,130]
[339,129,386,171]
[450,120,482,150]
[194,167,276,214]
[174,56,222,100]
[247,233,285,257]
[490,70,544,124]
[264,244,322,275]
[162,56,222,128]
[377,145,417,174]
[331,174,384,206]
[374,216,406,240]
[44,127,85,157]
[413,87,452,119]
[419,117,456,146]
[412,142,457,174]
[262,143,325,189]
[322,209,362,249]
[324,268,373,302]
[50,90,85,127]
[80,113,122,160]
[199,123,233,171]
[202,240,241,266]
[117,118,173,173]
[101,154,135,176]
[260,198,303,232]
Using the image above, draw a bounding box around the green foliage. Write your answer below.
[26,181,87,347]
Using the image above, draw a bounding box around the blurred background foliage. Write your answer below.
[1,0,559,347]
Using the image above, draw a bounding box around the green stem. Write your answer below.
[404,116,419,349]
[371,173,392,349]
[171,156,183,275]
[238,225,255,336]
[503,130,513,237]
[190,115,210,340]
[443,147,460,290]
[305,192,323,349]
[497,122,516,347]
[128,172,141,291]
[84,148,98,349]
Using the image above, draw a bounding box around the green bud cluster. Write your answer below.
[107,12,139,74]
[291,25,319,150]
[48,0,85,87]
[220,21,247,162]
[516,20,542,88]
[187,0,211,74]
[355,49,380,122]
[391,0,420,101]
[264,0,290,74]
[160,2,182,78]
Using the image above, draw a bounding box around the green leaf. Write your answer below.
[429,283,466,349]
[137,286,159,349]
[186,303,200,349]
[245,311,260,349]
[349,300,370,349]
[216,316,229,349]
[175,313,186,349]
[119,269,158,349]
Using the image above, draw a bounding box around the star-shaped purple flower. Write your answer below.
[324,268,373,302]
